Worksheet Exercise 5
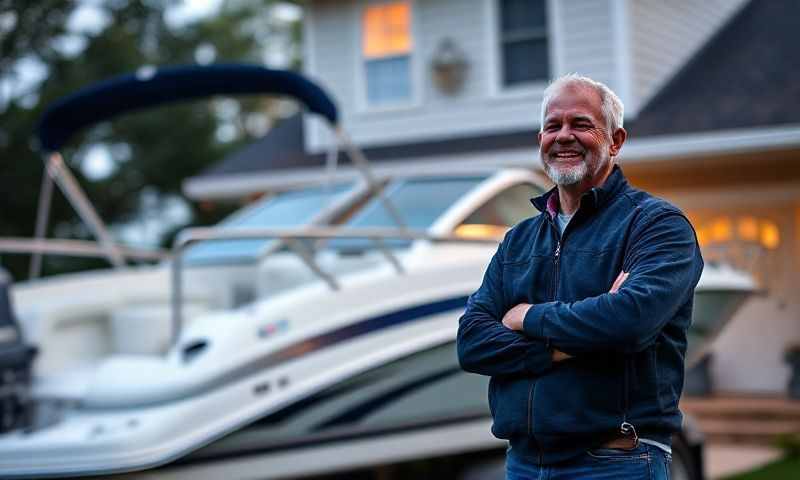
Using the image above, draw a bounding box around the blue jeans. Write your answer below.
[506,443,671,479]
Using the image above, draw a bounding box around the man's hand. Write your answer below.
[610,270,629,294]
[501,303,531,331]
[501,303,571,362]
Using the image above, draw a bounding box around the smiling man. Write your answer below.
[457,74,704,479]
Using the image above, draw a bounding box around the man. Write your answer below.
[457,74,703,479]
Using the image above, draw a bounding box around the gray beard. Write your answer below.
[543,151,611,186]
[544,161,588,186]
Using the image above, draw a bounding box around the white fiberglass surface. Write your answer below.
[328,176,487,251]
[184,183,354,264]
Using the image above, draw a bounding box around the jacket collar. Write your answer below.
[530,164,628,219]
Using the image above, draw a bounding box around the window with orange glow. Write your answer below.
[363,3,411,58]
[362,2,412,105]
[690,214,781,251]
[686,212,784,290]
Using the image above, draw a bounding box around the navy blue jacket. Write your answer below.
[457,166,703,464]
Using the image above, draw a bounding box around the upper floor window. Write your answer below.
[499,0,549,87]
[362,1,412,106]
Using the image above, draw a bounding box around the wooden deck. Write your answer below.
[681,394,800,444]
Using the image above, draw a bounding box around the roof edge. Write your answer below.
[184,123,800,200]
[621,123,800,163]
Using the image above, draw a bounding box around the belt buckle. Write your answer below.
[618,421,640,450]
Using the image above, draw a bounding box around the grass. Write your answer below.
[721,456,800,480]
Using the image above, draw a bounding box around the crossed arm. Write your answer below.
[501,270,629,361]
[456,249,554,377]
[457,256,626,377]
[457,212,702,377]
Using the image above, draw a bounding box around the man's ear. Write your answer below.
[609,127,627,157]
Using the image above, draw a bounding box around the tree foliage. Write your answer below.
[0,0,300,280]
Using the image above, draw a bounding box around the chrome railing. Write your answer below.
[0,238,167,262]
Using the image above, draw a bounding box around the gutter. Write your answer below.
[184,124,800,201]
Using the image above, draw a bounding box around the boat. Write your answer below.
[0,64,753,480]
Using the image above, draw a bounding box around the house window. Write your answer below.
[688,211,785,291]
[362,1,412,106]
[498,0,549,87]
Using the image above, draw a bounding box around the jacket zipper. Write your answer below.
[529,218,563,465]
[620,357,639,446]
[553,240,561,299]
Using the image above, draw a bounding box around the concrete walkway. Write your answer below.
[705,443,783,479]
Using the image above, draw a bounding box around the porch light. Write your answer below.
[710,217,733,243]
[760,221,780,250]
[737,216,759,242]
[431,38,468,95]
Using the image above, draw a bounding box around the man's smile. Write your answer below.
[550,150,585,162]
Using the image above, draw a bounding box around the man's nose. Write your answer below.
[555,126,575,143]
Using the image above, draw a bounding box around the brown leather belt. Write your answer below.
[601,436,639,450]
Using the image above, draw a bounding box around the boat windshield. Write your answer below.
[184,183,354,265]
[328,176,487,251]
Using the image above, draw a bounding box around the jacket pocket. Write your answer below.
[488,375,531,439]
[532,356,623,436]
[502,256,551,306]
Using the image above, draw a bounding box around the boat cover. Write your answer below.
[36,64,338,151]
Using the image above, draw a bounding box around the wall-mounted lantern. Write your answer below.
[430,38,468,95]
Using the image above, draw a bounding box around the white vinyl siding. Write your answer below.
[304,0,620,151]
[555,0,616,88]
[628,0,749,111]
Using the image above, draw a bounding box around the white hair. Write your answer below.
[539,73,624,133]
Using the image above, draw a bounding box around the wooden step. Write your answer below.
[679,394,800,444]
[693,418,800,444]
[681,395,800,420]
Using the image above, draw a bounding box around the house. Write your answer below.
[184,0,800,395]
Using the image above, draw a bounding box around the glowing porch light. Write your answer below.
[759,221,780,250]
[709,217,733,243]
[737,216,759,242]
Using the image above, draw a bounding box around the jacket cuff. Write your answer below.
[523,303,547,339]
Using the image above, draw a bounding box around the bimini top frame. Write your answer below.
[16,64,405,279]
[36,64,339,152]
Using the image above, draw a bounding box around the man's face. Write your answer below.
[538,84,615,187]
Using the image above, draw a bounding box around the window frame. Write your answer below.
[355,0,422,113]
[486,0,559,99]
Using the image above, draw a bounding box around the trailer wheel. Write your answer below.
[672,434,702,480]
